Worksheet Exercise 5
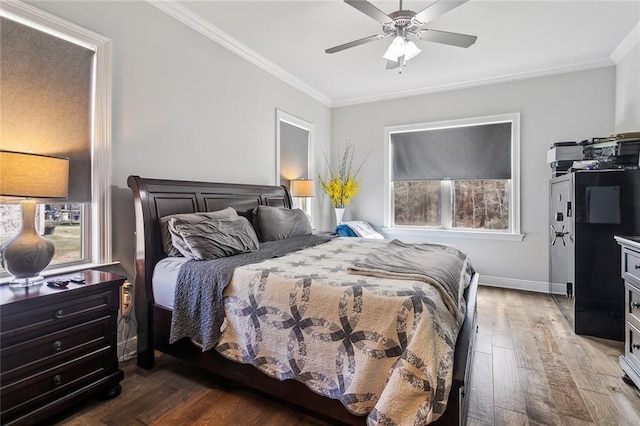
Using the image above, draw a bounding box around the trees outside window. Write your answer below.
[393,180,510,230]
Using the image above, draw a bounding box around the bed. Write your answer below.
[128,175,479,425]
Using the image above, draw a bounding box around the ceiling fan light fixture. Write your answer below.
[382,36,421,63]
[382,36,406,62]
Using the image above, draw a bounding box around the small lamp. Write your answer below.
[290,178,315,217]
[0,150,69,287]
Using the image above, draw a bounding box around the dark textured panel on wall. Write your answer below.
[391,122,512,181]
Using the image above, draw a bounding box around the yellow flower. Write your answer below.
[318,142,368,208]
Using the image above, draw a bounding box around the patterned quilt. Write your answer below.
[215,237,474,425]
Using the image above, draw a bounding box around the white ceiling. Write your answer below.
[163,1,639,107]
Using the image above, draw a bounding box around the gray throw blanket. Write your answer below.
[348,239,474,320]
[170,234,334,351]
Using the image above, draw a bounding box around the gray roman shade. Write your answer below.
[1,17,94,202]
[279,121,310,186]
[390,122,512,181]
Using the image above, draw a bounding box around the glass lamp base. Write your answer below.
[1,199,55,288]
[8,276,45,289]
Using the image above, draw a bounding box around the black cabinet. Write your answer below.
[0,270,124,425]
[550,169,640,341]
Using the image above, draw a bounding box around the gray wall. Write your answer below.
[331,67,616,291]
[29,1,332,280]
[615,41,640,133]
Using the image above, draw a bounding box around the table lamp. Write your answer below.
[290,178,315,217]
[0,150,69,287]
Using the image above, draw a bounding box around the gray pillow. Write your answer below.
[254,205,312,242]
[169,215,259,260]
[160,207,238,257]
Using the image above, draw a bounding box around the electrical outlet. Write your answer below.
[120,282,133,315]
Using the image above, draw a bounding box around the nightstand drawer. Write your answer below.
[1,289,117,344]
[627,282,640,329]
[626,323,640,373]
[623,248,640,283]
[0,316,112,380]
[0,347,110,418]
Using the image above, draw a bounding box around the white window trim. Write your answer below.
[1,0,113,274]
[383,112,523,241]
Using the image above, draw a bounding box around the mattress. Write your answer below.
[152,256,188,309]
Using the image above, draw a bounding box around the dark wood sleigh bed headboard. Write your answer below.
[127,175,292,366]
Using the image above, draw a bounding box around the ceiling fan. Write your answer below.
[325,0,477,72]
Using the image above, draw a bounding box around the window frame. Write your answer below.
[383,113,523,241]
[0,1,113,277]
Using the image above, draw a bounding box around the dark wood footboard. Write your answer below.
[128,175,479,425]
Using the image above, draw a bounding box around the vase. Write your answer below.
[334,207,345,224]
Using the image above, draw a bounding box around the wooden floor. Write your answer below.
[53,286,640,425]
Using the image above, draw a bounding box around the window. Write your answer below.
[384,113,521,239]
[0,203,84,269]
[276,110,314,225]
[0,2,112,277]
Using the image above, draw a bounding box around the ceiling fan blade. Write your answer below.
[416,29,477,48]
[344,0,393,24]
[413,0,468,25]
[325,34,384,54]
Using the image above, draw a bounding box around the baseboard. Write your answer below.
[549,282,568,295]
[480,275,562,294]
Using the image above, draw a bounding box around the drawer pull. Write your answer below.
[54,309,64,319]
[632,301,640,309]
[635,264,640,270]
[52,375,63,386]
[633,344,640,351]
[52,340,63,351]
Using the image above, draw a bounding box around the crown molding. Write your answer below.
[610,21,640,64]
[145,0,332,107]
[332,59,614,108]
[147,0,623,110]
[0,0,109,49]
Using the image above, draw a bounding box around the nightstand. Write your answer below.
[616,236,640,389]
[0,270,125,425]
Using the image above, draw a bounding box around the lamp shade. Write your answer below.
[383,36,406,62]
[0,150,69,199]
[383,37,422,63]
[404,41,421,61]
[290,179,315,197]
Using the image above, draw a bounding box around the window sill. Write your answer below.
[382,227,525,242]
